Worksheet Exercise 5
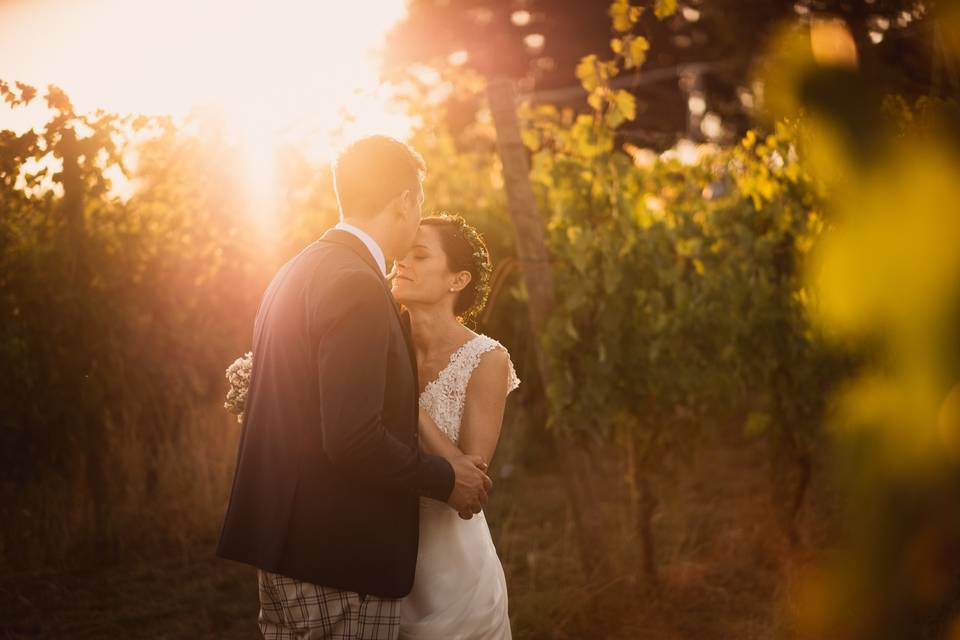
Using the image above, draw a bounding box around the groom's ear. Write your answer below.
[395,189,413,217]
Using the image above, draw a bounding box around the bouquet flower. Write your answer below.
[224,352,253,423]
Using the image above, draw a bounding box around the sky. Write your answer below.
[0,0,415,158]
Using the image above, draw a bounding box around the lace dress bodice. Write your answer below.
[419,334,520,445]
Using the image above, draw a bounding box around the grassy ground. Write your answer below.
[1,428,827,639]
[496,431,820,639]
[1,548,258,639]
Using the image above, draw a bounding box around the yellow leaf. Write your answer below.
[654,0,677,19]
[576,55,600,92]
[609,0,633,32]
[626,36,649,69]
[520,128,540,151]
[614,89,636,121]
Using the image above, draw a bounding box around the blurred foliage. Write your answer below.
[387,0,935,152]
[529,114,845,451]
[0,81,269,567]
[753,8,960,638]
[515,3,960,630]
[514,3,856,585]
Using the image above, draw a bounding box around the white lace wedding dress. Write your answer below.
[399,334,520,640]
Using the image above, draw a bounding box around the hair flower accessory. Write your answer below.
[433,212,493,324]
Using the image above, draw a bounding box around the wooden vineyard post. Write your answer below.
[486,78,611,578]
[58,126,85,278]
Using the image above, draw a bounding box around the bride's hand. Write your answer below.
[446,454,492,516]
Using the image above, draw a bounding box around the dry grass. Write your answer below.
[0,412,829,639]
[1,403,241,571]
[486,428,829,639]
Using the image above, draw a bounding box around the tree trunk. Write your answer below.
[486,79,556,344]
[637,467,659,590]
[772,420,811,550]
[59,126,110,556]
[487,78,612,577]
[769,369,810,550]
[59,127,85,273]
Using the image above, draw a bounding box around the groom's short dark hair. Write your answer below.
[334,135,426,219]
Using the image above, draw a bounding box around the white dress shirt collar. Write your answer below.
[333,221,387,277]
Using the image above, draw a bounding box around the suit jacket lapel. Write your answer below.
[399,308,420,394]
[319,228,421,399]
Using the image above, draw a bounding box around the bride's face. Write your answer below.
[392,226,461,309]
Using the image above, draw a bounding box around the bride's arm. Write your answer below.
[458,348,511,465]
[418,408,463,461]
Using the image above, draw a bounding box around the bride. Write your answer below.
[391,214,519,640]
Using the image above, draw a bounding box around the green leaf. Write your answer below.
[743,412,771,437]
[605,108,626,129]
[571,113,613,157]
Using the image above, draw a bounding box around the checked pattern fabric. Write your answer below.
[258,570,401,640]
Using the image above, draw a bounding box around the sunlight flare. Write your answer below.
[0,0,415,223]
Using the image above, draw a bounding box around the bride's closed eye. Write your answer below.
[410,244,430,259]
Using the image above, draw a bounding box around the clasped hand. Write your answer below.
[446,454,493,520]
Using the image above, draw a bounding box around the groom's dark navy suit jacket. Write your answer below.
[217,229,455,598]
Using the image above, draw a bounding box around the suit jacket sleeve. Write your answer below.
[312,268,455,502]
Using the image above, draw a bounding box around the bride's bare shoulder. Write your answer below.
[466,340,511,390]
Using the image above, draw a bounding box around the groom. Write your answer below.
[217,135,493,639]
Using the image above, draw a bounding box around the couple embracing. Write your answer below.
[217,135,519,639]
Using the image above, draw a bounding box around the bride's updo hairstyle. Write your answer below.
[420,214,492,324]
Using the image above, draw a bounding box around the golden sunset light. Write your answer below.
[0,0,409,119]
[0,0,414,217]
[4,1,959,638]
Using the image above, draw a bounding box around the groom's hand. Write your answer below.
[447,454,493,519]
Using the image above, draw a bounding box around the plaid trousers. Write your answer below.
[258,569,401,640]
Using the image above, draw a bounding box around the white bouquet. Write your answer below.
[224,351,253,423]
